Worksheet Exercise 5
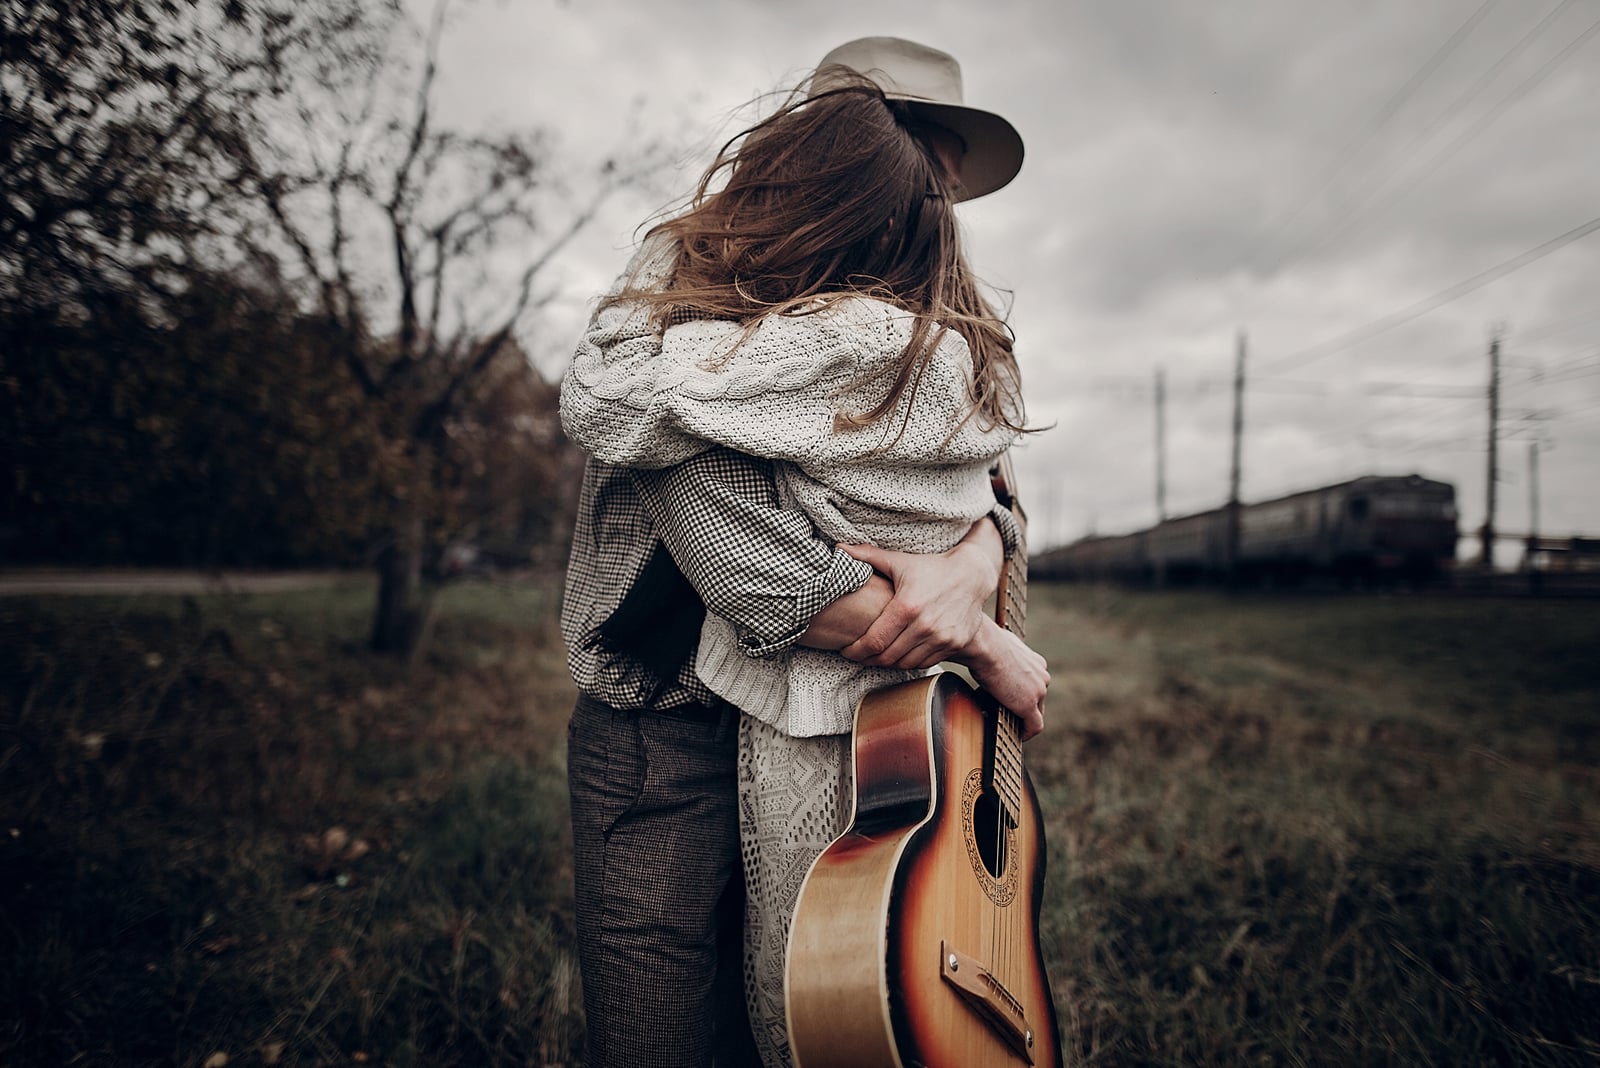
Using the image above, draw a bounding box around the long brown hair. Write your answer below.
[605,72,1028,441]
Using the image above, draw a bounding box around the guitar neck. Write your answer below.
[987,453,1028,824]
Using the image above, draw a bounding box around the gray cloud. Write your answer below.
[425,0,1599,550]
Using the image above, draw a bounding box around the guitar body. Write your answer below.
[786,670,1062,1068]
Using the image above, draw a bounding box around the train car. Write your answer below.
[1233,474,1457,583]
[1146,507,1226,582]
[1035,474,1457,586]
[1303,474,1457,582]
[1031,529,1145,582]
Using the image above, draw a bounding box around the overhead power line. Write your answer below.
[1247,378,1328,395]
[1562,397,1600,416]
[1361,0,1501,132]
[1259,213,1600,375]
[1239,0,1500,276]
[1361,381,1482,397]
[1545,363,1600,385]
[1397,395,1485,435]
[1384,0,1579,176]
[1360,431,1480,455]
[1538,348,1600,378]
[1293,9,1600,265]
[1518,310,1600,344]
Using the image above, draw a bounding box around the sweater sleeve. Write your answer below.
[561,298,1013,471]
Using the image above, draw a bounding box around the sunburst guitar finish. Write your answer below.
[786,454,1062,1067]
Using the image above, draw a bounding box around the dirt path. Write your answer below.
[0,569,358,597]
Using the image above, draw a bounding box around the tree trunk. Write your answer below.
[370,507,436,657]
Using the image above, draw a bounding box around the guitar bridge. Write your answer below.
[938,941,1036,1063]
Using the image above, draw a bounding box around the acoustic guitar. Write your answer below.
[785,454,1062,1068]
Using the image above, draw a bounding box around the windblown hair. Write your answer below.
[603,71,1028,442]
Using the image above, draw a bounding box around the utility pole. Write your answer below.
[1481,332,1500,570]
[1526,437,1543,593]
[1226,331,1246,582]
[1528,438,1540,549]
[1155,366,1167,522]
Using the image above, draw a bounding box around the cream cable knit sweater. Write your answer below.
[561,249,1018,736]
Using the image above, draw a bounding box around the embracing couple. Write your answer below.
[558,35,1050,1068]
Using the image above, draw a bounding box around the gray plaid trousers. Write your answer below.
[567,695,761,1067]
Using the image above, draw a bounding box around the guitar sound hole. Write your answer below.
[971,789,1007,879]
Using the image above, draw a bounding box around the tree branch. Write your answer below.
[384,0,448,369]
[409,174,613,442]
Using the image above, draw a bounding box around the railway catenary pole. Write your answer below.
[1481,332,1500,570]
[1227,331,1246,583]
[1528,438,1540,554]
[1155,366,1167,522]
[1526,437,1545,593]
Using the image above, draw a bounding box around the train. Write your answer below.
[1033,474,1459,586]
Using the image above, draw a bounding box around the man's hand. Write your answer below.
[796,516,1052,740]
[965,620,1049,740]
[835,518,1003,670]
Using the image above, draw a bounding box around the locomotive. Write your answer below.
[1034,474,1459,586]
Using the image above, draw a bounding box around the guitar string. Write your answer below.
[987,708,1000,996]
[999,563,1021,1001]
[987,460,1028,1038]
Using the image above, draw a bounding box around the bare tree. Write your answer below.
[1,0,410,566]
[240,0,654,656]
[0,0,385,310]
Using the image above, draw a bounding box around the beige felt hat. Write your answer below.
[813,36,1025,201]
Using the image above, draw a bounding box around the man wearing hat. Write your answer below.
[559,35,1036,1068]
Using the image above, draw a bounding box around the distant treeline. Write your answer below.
[2,268,580,571]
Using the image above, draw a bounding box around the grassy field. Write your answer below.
[1027,586,1600,1066]
[1,580,583,1066]
[2,580,1597,1065]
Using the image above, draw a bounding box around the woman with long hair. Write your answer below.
[560,37,1048,1068]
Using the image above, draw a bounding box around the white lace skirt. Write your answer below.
[736,714,852,1068]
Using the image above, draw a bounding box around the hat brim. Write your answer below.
[893,97,1024,202]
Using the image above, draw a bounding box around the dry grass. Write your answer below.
[3,581,1597,1065]
[1,578,582,1067]
[1024,586,1600,1066]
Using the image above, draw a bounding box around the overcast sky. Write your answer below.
[423,0,1599,556]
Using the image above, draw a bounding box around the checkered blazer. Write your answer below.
[560,448,876,712]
